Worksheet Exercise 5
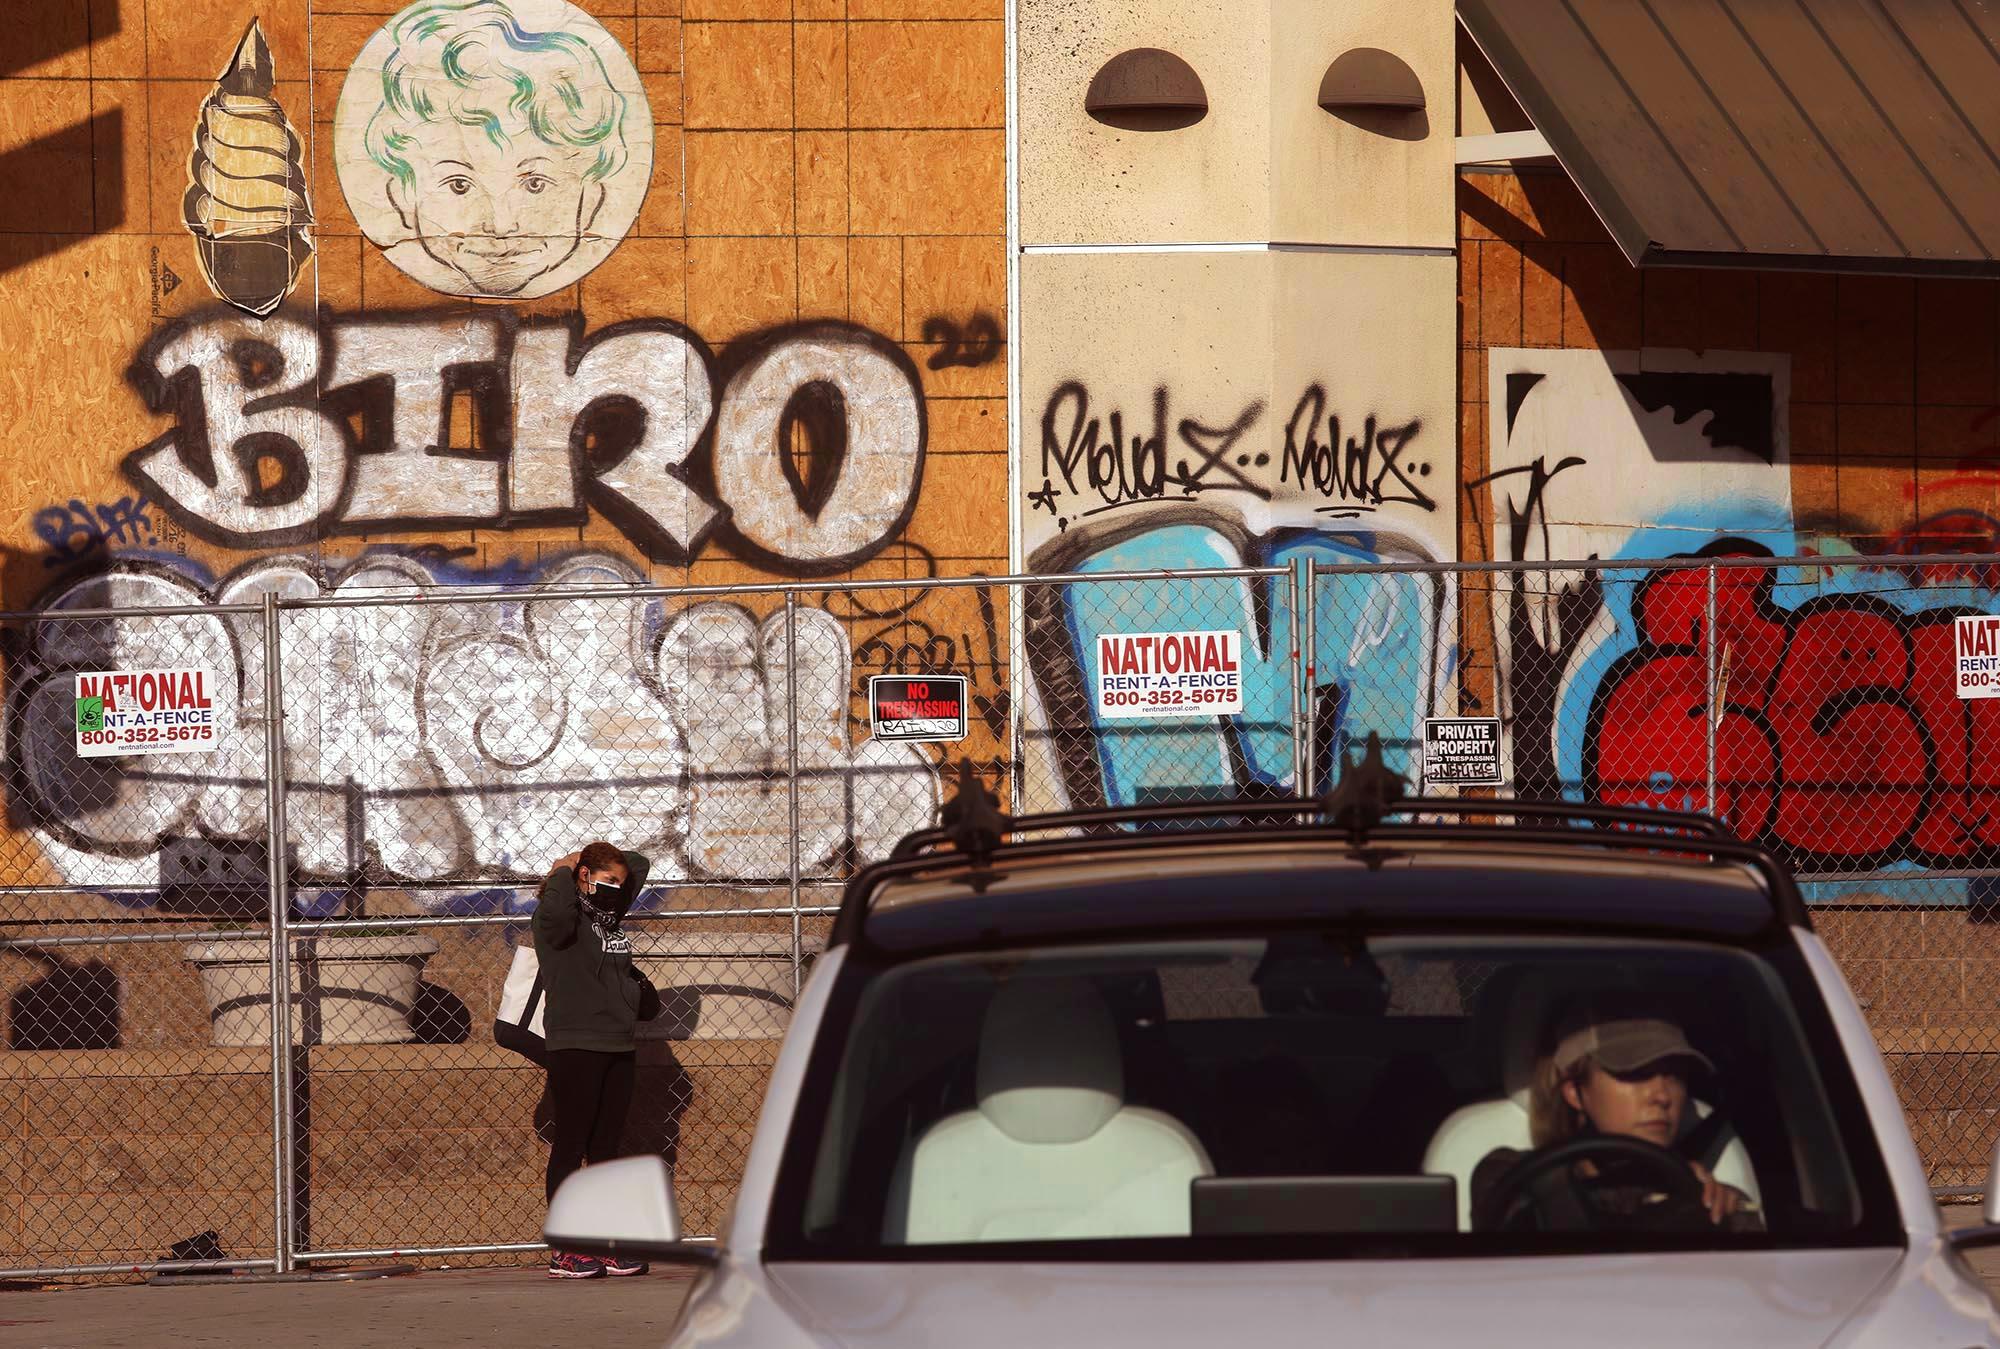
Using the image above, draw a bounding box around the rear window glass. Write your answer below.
[777,933,1894,1259]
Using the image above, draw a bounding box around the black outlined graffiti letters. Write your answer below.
[123,309,927,575]
[921,313,1004,371]
[9,551,940,901]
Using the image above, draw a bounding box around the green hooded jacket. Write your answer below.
[531,849,654,1054]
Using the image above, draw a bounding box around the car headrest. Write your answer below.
[1471,965,1586,1108]
[976,978,1124,1145]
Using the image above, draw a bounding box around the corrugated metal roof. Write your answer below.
[1458,0,2000,276]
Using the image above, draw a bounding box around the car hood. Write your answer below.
[765,1250,1905,1349]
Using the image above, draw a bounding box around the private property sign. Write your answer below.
[1422,718,1504,786]
[73,668,217,758]
[1096,630,1244,719]
[1957,616,2000,700]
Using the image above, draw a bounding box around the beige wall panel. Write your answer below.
[1018,0,1272,245]
[1270,0,1453,247]
[1021,250,1274,561]
[1020,249,1455,566]
[1268,250,1457,560]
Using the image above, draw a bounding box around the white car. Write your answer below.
[549,748,2000,1347]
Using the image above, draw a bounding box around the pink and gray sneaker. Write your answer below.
[602,1255,649,1277]
[547,1251,606,1279]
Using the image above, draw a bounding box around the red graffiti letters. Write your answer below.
[1586,557,2000,870]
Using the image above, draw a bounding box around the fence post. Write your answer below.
[1287,565,1306,798]
[1008,581,1024,814]
[1705,562,1718,819]
[260,591,294,1273]
[1301,565,1318,796]
[785,590,801,1000]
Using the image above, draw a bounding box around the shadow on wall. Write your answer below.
[1328,106,1430,143]
[9,953,122,1049]
[409,981,471,1045]
[0,536,62,612]
[1458,169,1637,332]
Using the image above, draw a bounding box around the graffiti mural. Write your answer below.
[1577,546,2000,871]
[122,309,927,573]
[1477,347,1794,798]
[1018,249,1457,811]
[1023,519,1451,809]
[181,20,313,317]
[1478,346,2000,881]
[333,0,652,300]
[5,551,939,908]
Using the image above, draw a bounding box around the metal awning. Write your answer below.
[1458,0,2000,277]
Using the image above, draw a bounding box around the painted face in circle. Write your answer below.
[389,137,605,297]
[1562,1061,1688,1148]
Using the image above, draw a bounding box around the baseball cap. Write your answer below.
[1553,1016,1714,1077]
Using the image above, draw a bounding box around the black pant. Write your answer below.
[545,1048,636,1202]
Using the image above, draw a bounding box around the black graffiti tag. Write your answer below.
[921,313,1004,371]
[1035,383,1272,522]
[1033,381,1432,529]
[1279,385,1433,512]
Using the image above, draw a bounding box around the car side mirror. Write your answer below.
[544,1155,718,1264]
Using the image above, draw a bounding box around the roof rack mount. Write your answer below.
[1323,732,1405,845]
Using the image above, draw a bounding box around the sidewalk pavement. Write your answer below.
[0,1262,700,1349]
[9,1211,2000,1347]
[1947,1202,2000,1284]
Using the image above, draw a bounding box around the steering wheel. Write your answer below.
[1478,1134,1707,1233]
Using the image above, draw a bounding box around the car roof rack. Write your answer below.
[891,735,1729,861]
[842,731,1803,945]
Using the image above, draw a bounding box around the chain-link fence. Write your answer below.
[3,554,1998,1279]
[1316,552,2000,1194]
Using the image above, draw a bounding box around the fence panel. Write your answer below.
[1304,564,1458,793]
[0,585,280,1277]
[13,557,2000,1279]
[1695,559,2000,1191]
[1016,567,1300,811]
[1316,553,2000,1189]
[270,577,830,1262]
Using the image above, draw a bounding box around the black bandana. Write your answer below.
[580,895,631,955]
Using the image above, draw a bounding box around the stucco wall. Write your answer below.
[1020,248,1456,569]
[1014,0,1458,812]
[1018,0,1452,246]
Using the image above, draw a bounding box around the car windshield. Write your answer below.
[774,932,1897,1259]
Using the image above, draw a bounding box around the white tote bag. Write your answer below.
[493,944,548,1065]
